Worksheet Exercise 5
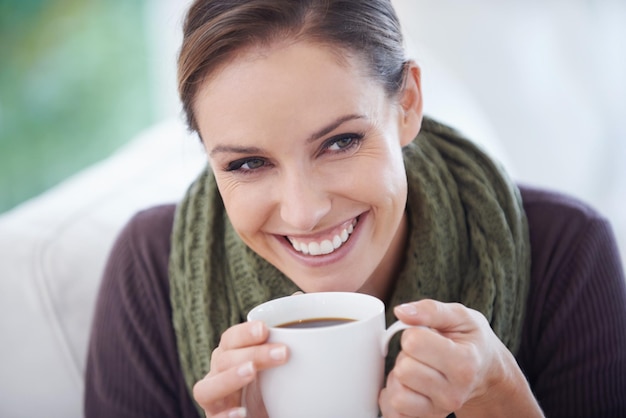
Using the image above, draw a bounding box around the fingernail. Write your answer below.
[398,303,418,315]
[291,291,304,296]
[269,346,287,361]
[228,407,247,418]
[237,361,255,377]
[250,321,264,339]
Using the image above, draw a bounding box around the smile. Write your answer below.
[287,218,358,256]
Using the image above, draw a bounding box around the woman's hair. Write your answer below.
[178,0,407,132]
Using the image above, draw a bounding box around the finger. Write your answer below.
[394,299,481,332]
[219,321,269,350]
[211,342,288,373]
[397,326,483,411]
[382,368,456,418]
[393,350,446,393]
[193,362,256,411]
[393,350,461,412]
[399,323,483,391]
[380,370,432,417]
[399,325,457,370]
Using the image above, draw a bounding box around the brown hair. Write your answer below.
[178,0,407,133]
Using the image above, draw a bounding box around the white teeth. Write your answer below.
[320,240,334,254]
[288,219,358,256]
[308,242,321,256]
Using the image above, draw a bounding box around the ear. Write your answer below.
[397,61,423,147]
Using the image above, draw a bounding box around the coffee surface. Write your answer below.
[276,317,355,329]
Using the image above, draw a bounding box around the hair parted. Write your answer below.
[178,0,407,132]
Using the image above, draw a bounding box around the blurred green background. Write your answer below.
[0,0,155,213]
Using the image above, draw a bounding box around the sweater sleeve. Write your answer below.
[84,205,200,418]
[519,188,626,417]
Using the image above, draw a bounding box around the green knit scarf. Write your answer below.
[169,117,531,407]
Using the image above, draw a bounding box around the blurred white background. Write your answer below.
[395,1,626,262]
[147,0,626,263]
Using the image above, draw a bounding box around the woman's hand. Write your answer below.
[192,320,289,418]
[379,299,543,418]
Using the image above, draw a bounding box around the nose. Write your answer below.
[278,170,331,231]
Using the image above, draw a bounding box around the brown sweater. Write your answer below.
[84,186,626,417]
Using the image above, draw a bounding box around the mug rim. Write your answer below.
[247,291,385,330]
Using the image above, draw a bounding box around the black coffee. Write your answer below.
[276,317,355,329]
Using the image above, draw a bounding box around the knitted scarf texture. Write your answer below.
[169,117,531,405]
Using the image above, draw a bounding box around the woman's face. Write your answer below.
[194,41,422,296]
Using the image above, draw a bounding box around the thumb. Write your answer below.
[394,299,474,332]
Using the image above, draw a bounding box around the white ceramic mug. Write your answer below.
[246,292,412,418]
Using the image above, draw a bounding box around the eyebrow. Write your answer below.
[209,113,366,157]
[209,144,263,157]
[306,113,366,143]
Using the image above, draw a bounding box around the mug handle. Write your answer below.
[380,320,423,356]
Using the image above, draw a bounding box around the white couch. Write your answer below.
[0,119,206,418]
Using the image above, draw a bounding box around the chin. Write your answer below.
[292,273,368,294]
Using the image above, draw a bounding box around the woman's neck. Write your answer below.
[358,211,409,302]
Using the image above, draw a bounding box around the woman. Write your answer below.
[85,1,626,417]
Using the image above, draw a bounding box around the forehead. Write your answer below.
[196,40,368,100]
[199,38,360,89]
[193,41,387,140]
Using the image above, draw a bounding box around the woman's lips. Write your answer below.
[286,218,358,256]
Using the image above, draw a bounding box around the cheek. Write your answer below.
[216,180,272,236]
[381,140,409,197]
[356,148,407,204]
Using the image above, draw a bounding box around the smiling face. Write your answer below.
[194,41,422,298]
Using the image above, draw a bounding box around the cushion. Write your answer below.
[0,118,205,418]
